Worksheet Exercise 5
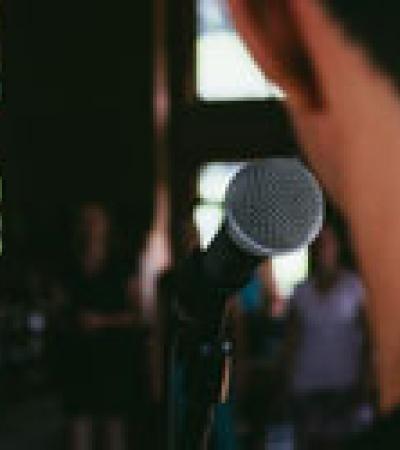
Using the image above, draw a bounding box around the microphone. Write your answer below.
[168,158,323,450]
[174,158,324,325]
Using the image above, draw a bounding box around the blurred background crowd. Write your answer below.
[0,197,376,450]
[0,0,377,449]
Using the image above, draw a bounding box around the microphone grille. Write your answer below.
[225,158,324,256]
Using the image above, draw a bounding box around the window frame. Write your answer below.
[168,0,300,257]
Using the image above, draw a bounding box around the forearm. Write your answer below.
[346,195,400,413]
[294,93,400,413]
[230,0,400,419]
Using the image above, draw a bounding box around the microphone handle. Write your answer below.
[174,223,261,327]
[203,223,261,289]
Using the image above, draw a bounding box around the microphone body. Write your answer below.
[173,225,259,327]
[173,158,324,326]
[167,158,324,450]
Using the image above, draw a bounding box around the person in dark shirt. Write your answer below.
[228,0,400,446]
[56,202,144,450]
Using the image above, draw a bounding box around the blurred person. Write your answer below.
[232,260,285,450]
[227,0,400,446]
[55,202,146,450]
[281,222,372,449]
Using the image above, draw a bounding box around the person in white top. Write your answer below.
[284,221,372,449]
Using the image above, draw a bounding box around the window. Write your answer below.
[194,162,309,298]
[197,0,284,101]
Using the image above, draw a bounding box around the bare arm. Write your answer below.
[228,0,400,412]
[258,259,285,317]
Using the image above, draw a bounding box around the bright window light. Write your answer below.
[272,248,309,299]
[194,203,224,248]
[197,32,285,101]
[198,162,243,203]
[197,0,285,101]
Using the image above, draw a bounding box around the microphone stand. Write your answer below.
[167,294,234,450]
[165,242,257,450]
[181,315,233,450]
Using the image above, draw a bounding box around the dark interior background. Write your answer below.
[4,0,154,270]
[0,1,358,449]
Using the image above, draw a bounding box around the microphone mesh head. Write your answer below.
[225,158,324,256]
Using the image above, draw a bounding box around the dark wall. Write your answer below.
[5,0,154,265]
